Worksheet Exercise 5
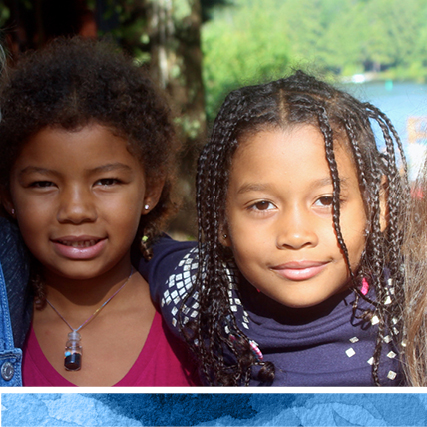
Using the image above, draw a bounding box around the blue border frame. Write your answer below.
[2,392,427,426]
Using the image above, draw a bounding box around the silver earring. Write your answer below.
[144,204,150,210]
[223,234,227,239]
[11,209,15,215]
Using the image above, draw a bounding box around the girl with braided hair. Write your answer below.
[141,70,408,386]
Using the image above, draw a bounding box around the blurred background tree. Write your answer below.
[2,0,427,234]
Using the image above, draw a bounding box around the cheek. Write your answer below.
[105,201,143,231]
[342,217,367,266]
[348,236,366,269]
[15,215,46,256]
[15,198,52,233]
[226,213,273,265]
[227,222,253,255]
[228,230,265,275]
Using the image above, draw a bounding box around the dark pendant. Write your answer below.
[64,331,83,371]
[65,353,82,371]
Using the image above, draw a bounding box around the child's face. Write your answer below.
[6,123,159,282]
[223,125,367,308]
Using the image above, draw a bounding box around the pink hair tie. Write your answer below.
[361,278,369,295]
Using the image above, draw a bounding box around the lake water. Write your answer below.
[342,81,427,180]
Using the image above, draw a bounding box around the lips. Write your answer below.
[56,239,100,248]
[270,260,329,281]
[52,236,107,259]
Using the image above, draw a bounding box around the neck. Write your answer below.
[41,255,134,309]
[239,278,352,325]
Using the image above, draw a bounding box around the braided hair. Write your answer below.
[183,70,408,386]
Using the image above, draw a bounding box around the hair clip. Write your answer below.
[361,278,369,295]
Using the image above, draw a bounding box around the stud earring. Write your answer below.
[223,234,227,239]
[11,209,15,216]
[144,204,150,210]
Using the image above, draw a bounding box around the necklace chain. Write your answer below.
[46,266,134,333]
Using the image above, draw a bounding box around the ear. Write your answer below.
[379,176,388,232]
[141,178,165,215]
[0,188,16,219]
[218,222,232,247]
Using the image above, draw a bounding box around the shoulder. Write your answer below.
[136,234,197,292]
[0,217,30,286]
[0,217,32,349]
[0,217,22,251]
[151,234,197,259]
[134,235,200,341]
[0,218,29,270]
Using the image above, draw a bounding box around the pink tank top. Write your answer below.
[22,311,199,386]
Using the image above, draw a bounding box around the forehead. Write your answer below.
[13,124,143,173]
[22,124,122,153]
[230,125,357,188]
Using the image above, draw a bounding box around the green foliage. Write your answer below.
[92,0,151,64]
[203,0,427,119]
[200,0,232,22]
[0,5,10,28]
[202,0,290,120]
[281,0,427,74]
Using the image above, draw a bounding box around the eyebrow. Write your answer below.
[18,166,58,178]
[310,177,350,191]
[237,183,274,195]
[18,163,133,177]
[236,177,350,195]
[89,163,133,174]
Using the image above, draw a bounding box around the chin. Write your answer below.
[282,301,320,309]
[272,292,335,309]
[46,266,100,281]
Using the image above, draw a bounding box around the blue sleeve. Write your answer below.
[135,235,200,340]
[0,218,31,350]
[136,234,197,304]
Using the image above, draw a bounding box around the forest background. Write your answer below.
[1,0,426,235]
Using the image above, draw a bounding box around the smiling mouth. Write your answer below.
[271,261,329,281]
[54,238,103,248]
[52,236,107,260]
[58,240,99,248]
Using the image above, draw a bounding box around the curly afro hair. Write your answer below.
[0,36,181,261]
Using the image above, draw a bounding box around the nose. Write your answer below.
[57,185,97,224]
[276,204,318,249]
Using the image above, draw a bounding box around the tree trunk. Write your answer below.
[147,0,206,238]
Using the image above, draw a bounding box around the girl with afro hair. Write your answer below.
[0,36,198,386]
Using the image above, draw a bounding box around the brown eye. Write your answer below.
[31,181,54,188]
[315,196,333,207]
[252,201,275,211]
[96,178,120,186]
